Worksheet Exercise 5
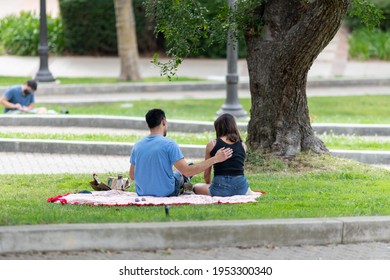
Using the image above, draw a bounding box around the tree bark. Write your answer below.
[244,0,350,157]
[114,0,141,81]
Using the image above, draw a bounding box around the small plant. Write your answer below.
[246,149,266,169]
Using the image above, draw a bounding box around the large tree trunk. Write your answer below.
[245,0,350,157]
[114,0,141,81]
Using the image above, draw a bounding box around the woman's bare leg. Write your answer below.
[193,183,211,195]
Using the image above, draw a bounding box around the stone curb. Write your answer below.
[36,81,236,95]
[0,115,212,133]
[1,216,389,254]
[313,123,390,136]
[1,139,389,164]
[2,115,390,135]
[0,138,204,158]
[330,149,390,165]
[1,77,390,95]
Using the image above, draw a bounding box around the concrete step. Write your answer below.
[0,138,202,158]
[1,138,389,165]
[2,116,390,165]
[2,78,390,97]
[2,115,390,136]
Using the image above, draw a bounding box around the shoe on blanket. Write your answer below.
[182,182,194,195]
[90,173,111,191]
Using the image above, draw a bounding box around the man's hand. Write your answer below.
[214,147,233,163]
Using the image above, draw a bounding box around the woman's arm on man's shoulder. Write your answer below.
[204,140,216,183]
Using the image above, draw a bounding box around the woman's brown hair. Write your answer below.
[214,113,242,143]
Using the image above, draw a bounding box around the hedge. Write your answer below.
[58,0,117,55]
[0,11,64,56]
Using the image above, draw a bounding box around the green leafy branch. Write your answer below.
[349,0,384,29]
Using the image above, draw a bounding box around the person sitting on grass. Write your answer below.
[0,80,55,114]
[129,108,233,197]
[193,113,253,197]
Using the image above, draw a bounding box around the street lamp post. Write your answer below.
[35,0,55,82]
[216,0,246,119]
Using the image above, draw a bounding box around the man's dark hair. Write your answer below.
[145,108,166,129]
[26,80,38,91]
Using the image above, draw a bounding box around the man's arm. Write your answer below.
[129,164,135,181]
[0,97,22,110]
[25,103,35,110]
[174,147,233,178]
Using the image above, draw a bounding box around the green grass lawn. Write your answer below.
[319,134,390,151]
[37,95,390,123]
[308,95,390,124]
[1,153,389,226]
[0,131,213,145]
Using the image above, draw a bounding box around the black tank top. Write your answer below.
[210,138,246,176]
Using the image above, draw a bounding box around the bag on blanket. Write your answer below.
[90,173,129,191]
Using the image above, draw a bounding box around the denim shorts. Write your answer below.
[209,175,249,197]
[169,170,183,196]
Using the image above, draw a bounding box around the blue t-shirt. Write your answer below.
[2,85,35,113]
[130,135,184,197]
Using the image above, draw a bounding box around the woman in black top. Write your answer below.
[193,113,250,196]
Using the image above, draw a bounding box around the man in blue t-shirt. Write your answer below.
[129,108,233,197]
[1,80,37,113]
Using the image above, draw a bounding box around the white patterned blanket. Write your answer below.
[48,190,263,206]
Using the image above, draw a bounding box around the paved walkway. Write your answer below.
[1,241,390,260]
[3,35,390,80]
[30,85,390,105]
[0,152,128,174]
[0,0,59,18]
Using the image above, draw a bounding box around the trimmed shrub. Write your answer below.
[59,0,117,55]
[0,11,64,56]
[346,0,390,61]
[349,28,390,60]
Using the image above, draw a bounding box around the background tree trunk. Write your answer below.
[114,0,141,81]
[245,0,350,157]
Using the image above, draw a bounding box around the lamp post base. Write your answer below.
[35,70,55,82]
[216,104,247,120]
